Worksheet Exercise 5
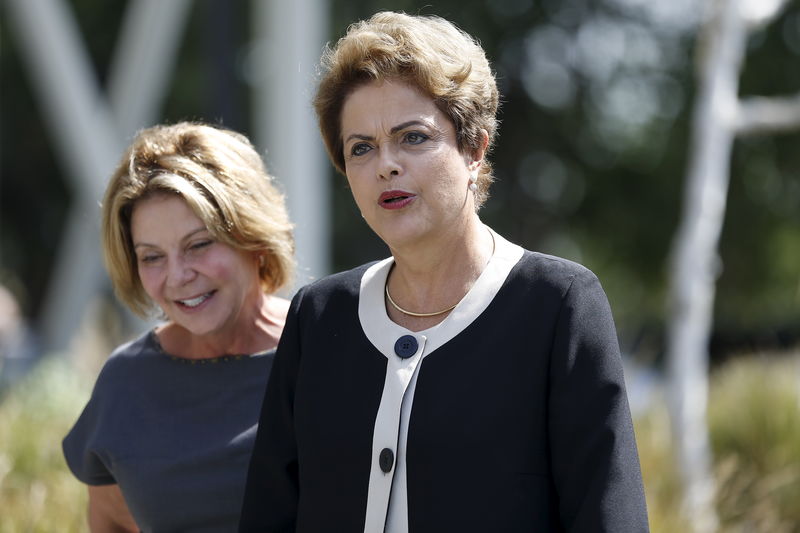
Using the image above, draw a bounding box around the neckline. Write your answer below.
[147,329,274,363]
[384,229,496,320]
[357,226,525,358]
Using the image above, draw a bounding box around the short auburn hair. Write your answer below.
[313,11,500,208]
[102,122,294,317]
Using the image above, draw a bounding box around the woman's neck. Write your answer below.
[385,217,494,331]
[157,293,289,359]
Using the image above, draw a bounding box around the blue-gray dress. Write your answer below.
[64,330,274,533]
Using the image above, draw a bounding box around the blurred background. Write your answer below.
[0,0,798,531]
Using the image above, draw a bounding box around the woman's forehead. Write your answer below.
[340,80,448,136]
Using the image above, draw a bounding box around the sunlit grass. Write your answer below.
[635,400,691,532]
[638,352,800,533]
[709,354,800,532]
[0,355,90,533]
[0,350,797,531]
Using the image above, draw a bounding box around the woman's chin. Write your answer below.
[166,313,223,340]
[372,220,432,249]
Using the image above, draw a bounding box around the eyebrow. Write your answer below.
[133,227,208,250]
[344,120,432,143]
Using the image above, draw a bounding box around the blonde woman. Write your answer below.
[64,122,294,532]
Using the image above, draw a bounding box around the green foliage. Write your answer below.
[323,0,800,353]
[0,357,90,533]
[2,0,798,353]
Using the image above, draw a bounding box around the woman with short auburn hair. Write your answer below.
[241,11,648,533]
[313,11,499,209]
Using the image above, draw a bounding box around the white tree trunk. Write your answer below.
[666,0,746,531]
[668,0,800,524]
[735,93,800,135]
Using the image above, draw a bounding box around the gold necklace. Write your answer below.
[385,228,496,318]
[384,284,458,317]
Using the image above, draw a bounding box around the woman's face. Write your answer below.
[130,193,261,338]
[340,80,481,250]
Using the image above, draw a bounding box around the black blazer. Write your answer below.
[240,248,649,532]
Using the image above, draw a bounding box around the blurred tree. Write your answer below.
[323,0,800,361]
[0,0,249,351]
[1,0,798,361]
[666,0,800,530]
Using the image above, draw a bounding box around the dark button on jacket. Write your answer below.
[394,335,418,358]
[379,448,394,473]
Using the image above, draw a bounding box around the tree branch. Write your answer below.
[735,93,800,135]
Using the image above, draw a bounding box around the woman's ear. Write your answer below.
[475,129,490,162]
[468,129,490,169]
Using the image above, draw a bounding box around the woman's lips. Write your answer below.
[175,290,215,310]
[379,190,416,210]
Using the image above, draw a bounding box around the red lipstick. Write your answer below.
[379,190,416,210]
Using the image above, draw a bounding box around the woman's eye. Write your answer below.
[350,143,371,157]
[139,254,163,264]
[404,132,429,145]
[189,240,212,252]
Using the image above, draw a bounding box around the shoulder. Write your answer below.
[92,330,160,391]
[291,262,377,310]
[510,250,600,298]
[488,229,599,299]
[106,330,159,364]
[306,262,375,294]
[508,251,616,335]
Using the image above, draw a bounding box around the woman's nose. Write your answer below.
[377,146,402,180]
[165,256,196,287]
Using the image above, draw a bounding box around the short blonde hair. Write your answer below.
[313,11,500,208]
[102,122,294,317]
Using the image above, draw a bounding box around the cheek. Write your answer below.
[428,158,465,194]
[208,252,259,290]
[137,267,163,300]
[202,260,236,284]
[351,188,370,211]
[345,173,372,207]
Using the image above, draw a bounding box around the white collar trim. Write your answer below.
[358,227,524,358]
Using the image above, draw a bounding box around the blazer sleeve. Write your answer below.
[547,268,649,532]
[239,287,305,532]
